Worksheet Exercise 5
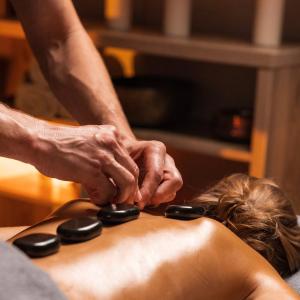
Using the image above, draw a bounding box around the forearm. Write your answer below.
[40,29,135,141]
[1,102,47,128]
[11,0,135,141]
[0,104,37,163]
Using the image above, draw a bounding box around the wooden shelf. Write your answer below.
[3,19,300,68]
[134,128,250,163]
[49,121,250,163]
[97,27,300,68]
[48,121,250,163]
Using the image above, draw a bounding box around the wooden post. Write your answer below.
[250,69,275,178]
[253,0,285,47]
[164,0,192,37]
[265,67,300,212]
[251,67,300,212]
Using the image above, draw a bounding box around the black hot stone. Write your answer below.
[165,204,206,220]
[13,233,60,258]
[57,217,102,243]
[97,204,140,224]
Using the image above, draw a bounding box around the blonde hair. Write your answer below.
[191,173,300,277]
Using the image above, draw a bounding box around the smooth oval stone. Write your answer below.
[165,204,206,220]
[57,217,102,243]
[13,233,60,258]
[97,204,140,224]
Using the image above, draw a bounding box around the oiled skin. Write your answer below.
[8,200,300,300]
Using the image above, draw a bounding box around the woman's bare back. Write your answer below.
[8,200,299,300]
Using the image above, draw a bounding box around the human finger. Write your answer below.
[85,173,116,206]
[102,158,137,204]
[112,143,142,203]
[139,142,166,205]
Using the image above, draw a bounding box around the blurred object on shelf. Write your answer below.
[213,108,253,144]
[253,0,285,47]
[114,76,194,127]
[104,0,132,31]
[164,0,192,37]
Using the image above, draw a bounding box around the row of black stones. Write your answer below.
[13,204,205,258]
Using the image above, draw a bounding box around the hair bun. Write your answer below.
[191,173,300,276]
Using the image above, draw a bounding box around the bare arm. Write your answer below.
[0,104,35,163]
[0,102,140,205]
[10,0,133,139]
[10,0,183,207]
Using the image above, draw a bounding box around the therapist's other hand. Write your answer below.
[32,124,140,205]
[127,140,183,209]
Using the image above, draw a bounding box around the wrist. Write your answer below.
[0,115,38,165]
[0,104,55,166]
[22,121,54,167]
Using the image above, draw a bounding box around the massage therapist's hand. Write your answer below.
[31,124,141,205]
[126,140,183,209]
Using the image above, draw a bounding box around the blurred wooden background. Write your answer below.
[0,0,299,226]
